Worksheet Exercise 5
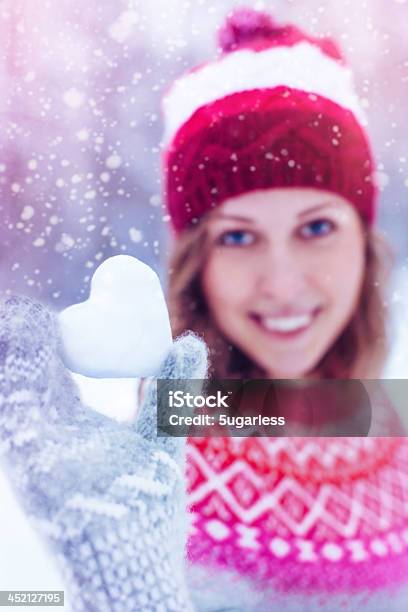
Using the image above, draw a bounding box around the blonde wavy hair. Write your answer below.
[167,216,393,380]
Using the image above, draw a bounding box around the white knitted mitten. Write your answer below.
[0,295,207,612]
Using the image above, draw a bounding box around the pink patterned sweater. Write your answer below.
[186,413,408,610]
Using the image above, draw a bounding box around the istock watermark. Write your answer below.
[168,390,230,409]
[154,379,408,438]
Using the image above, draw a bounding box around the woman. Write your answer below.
[0,8,407,612]
[160,7,408,610]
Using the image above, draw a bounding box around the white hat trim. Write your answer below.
[163,41,366,145]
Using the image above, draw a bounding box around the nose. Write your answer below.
[255,244,308,304]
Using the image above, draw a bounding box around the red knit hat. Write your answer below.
[162,8,377,233]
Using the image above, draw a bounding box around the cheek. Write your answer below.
[319,241,365,318]
[202,254,250,315]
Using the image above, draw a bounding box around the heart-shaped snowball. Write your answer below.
[58,255,173,378]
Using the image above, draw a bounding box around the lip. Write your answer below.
[250,307,322,341]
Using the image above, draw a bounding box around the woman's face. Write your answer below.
[201,188,366,378]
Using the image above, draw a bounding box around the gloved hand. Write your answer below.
[0,295,207,612]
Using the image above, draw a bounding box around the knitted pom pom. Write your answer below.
[218,7,283,53]
[217,7,344,62]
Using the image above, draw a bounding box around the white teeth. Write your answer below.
[259,313,313,332]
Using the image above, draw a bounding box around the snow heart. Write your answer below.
[58,255,172,378]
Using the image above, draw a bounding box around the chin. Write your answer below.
[261,356,320,380]
[269,369,310,380]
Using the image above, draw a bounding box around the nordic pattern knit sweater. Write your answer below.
[1,295,408,611]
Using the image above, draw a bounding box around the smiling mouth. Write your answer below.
[250,308,322,339]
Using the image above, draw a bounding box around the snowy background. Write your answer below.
[0,0,408,308]
[0,0,408,609]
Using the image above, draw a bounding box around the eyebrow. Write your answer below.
[211,213,254,224]
[213,202,337,223]
[297,202,337,218]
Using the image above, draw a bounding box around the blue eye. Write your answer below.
[299,219,335,239]
[218,230,255,247]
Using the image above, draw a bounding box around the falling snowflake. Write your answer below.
[129,228,143,243]
[108,10,140,43]
[55,234,75,253]
[77,129,90,141]
[21,206,35,221]
[63,88,85,109]
[149,194,161,207]
[105,154,122,170]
